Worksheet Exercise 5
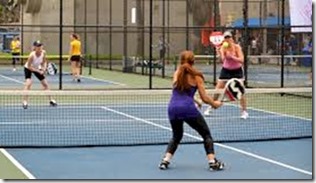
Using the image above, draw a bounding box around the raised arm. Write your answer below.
[219,46,225,62]
[232,45,244,63]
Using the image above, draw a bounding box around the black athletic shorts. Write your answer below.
[70,55,81,62]
[219,67,244,80]
[24,67,45,81]
[12,52,20,64]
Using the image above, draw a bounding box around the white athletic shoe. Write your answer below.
[204,107,213,116]
[22,101,28,109]
[240,111,249,119]
[13,68,16,71]
[49,100,57,107]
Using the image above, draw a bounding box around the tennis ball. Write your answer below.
[222,42,229,48]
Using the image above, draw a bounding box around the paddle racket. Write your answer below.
[46,62,58,75]
[220,78,245,102]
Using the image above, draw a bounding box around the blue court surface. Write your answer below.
[163,63,311,87]
[0,103,312,179]
[0,67,123,89]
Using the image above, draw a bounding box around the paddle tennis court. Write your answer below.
[0,89,312,179]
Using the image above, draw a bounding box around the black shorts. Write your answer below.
[12,52,20,63]
[24,67,45,81]
[70,55,81,62]
[219,67,244,80]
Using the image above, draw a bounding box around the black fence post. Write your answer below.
[280,0,285,88]
[162,0,166,78]
[20,4,24,66]
[186,0,189,50]
[242,0,249,87]
[123,0,128,74]
[96,0,99,69]
[89,54,92,75]
[149,0,153,89]
[59,0,63,90]
[213,0,217,86]
[109,0,112,71]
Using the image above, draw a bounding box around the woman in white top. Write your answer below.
[22,41,57,109]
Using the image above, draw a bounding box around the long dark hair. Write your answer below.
[174,50,204,92]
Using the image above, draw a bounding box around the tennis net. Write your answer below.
[0,88,312,148]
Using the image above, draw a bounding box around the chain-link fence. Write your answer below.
[0,0,313,89]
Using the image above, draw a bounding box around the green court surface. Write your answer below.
[80,66,173,89]
[0,150,28,179]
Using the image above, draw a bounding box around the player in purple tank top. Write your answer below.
[158,50,224,171]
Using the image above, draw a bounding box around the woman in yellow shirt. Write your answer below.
[69,33,82,82]
[10,36,21,71]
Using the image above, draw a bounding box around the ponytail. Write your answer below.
[175,63,204,92]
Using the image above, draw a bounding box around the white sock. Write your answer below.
[163,156,172,162]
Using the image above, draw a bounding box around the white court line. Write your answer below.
[0,149,36,179]
[109,103,312,122]
[0,74,36,180]
[126,115,308,121]
[0,119,136,125]
[101,106,312,176]
[48,73,125,85]
[0,74,24,84]
[0,113,304,125]
[80,75,126,86]
[0,121,48,125]
[0,105,101,109]
[246,106,312,122]
[0,72,125,86]
[225,103,312,122]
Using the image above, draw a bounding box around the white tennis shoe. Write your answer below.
[203,107,213,116]
[240,111,249,119]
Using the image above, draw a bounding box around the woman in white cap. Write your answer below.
[22,40,57,109]
[204,31,248,119]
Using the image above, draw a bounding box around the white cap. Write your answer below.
[223,31,232,38]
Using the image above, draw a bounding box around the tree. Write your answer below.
[187,0,220,53]
[0,0,20,23]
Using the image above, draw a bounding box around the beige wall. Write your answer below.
[22,0,74,55]
[22,0,192,56]
[22,0,291,56]
[74,0,192,57]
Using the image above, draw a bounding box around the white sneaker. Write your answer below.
[240,111,249,119]
[22,101,28,109]
[204,107,213,116]
[13,68,16,71]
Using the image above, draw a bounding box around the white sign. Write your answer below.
[289,0,312,32]
[209,31,224,47]
[131,7,136,24]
